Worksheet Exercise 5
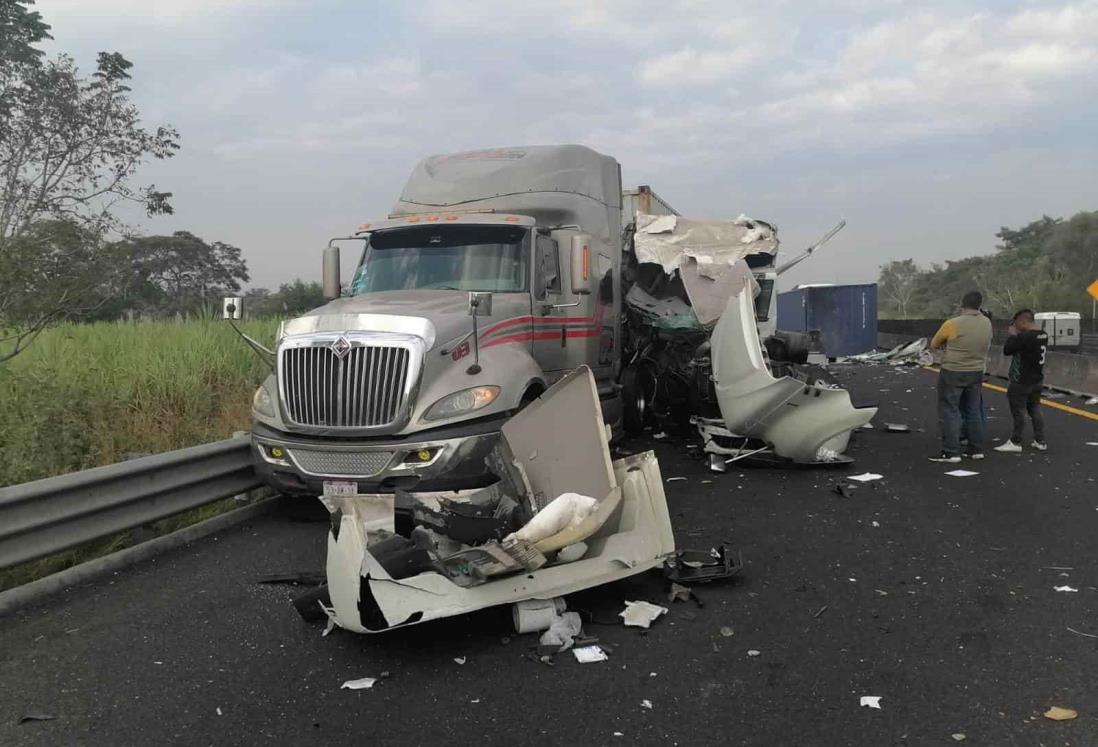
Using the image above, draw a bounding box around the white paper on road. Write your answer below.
[860,696,882,709]
[847,473,883,482]
[944,470,979,477]
[573,645,609,663]
[341,677,377,690]
[1053,585,1079,593]
[1086,442,1098,446]
[620,600,668,628]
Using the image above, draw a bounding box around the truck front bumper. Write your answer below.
[251,415,507,495]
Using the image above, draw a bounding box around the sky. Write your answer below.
[32,0,1098,291]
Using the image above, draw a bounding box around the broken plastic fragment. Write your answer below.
[454,657,467,665]
[641,699,653,709]
[341,677,377,690]
[747,649,760,657]
[539,612,583,652]
[620,600,669,628]
[847,473,883,483]
[860,696,882,709]
[1053,585,1079,593]
[1043,706,1078,721]
[573,645,609,663]
[668,583,692,603]
[513,598,568,633]
[666,477,687,483]
[945,470,979,477]
[720,626,735,637]
[18,713,56,724]
[951,733,966,741]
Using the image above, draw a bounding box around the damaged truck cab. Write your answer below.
[247,146,626,496]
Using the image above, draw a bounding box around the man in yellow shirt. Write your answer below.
[929,291,993,463]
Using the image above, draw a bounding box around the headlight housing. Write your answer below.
[252,385,275,417]
[423,386,500,421]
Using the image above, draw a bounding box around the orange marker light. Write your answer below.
[426,215,439,222]
[407,216,420,222]
[446,215,459,221]
[357,223,371,231]
[504,215,520,222]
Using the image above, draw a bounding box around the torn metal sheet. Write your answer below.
[710,264,876,463]
[633,213,778,278]
[322,368,676,634]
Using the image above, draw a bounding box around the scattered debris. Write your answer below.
[720,626,735,637]
[884,423,910,433]
[340,677,377,690]
[1043,706,1078,721]
[1053,586,1079,593]
[860,696,882,709]
[217,707,223,716]
[871,521,880,527]
[641,699,653,710]
[667,583,693,603]
[1085,397,1098,406]
[513,598,568,633]
[539,612,583,652]
[1067,627,1098,639]
[18,713,56,724]
[666,476,688,483]
[620,601,669,628]
[944,470,979,477]
[813,605,829,619]
[747,649,760,657]
[663,545,742,584]
[653,432,668,440]
[573,645,609,663]
[951,733,966,741]
[708,454,728,473]
[1086,442,1098,447]
[832,483,859,498]
[454,657,467,665]
[847,473,883,483]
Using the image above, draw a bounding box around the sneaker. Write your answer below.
[928,452,962,463]
[965,452,985,460]
[1031,441,1048,451]
[994,440,1023,453]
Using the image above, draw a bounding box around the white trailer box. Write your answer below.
[1035,311,1081,351]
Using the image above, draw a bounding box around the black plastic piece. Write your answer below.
[663,545,743,584]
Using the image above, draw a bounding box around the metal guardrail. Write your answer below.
[0,436,261,570]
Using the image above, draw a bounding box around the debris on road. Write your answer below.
[18,713,56,724]
[951,733,966,741]
[454,657,467,665]
[1043,706,1078,721]
[747,649,761,657]
[620,600,669,628]
[539,612,583,652]
[720,626,735,637]
[813,605,829,618]
[666,476,688,483]
[641,699,653,710]
[663,545,742,584]
[667,582,693,603]
[513,598,568,633]
[1053,585,1079,593]
[847,473,883,483]
[573,645,609,663]
[340,677,377,690]
[944,470,979,477]
[859,696,882,709]
[884,423,910,433]
[1067,627,1098,639]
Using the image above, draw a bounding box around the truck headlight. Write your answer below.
[423,386,500,421]
[252,385,275,417]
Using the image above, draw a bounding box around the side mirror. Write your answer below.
[222,296,242,320]
[570,234,592,295]
[322,246,341,300]
[468,291,493,316]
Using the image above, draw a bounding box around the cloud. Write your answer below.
[639,46,765,86]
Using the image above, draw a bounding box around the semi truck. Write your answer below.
[226,145,868,498]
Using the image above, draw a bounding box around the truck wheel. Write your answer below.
[620,365,649,435]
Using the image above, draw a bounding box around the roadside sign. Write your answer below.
[1088,279,1098,301]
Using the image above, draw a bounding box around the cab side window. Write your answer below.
[534,236,561,300]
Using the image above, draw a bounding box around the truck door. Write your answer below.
[531,234,569,377]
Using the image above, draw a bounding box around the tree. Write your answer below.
[117,231,250,317]
[0,0,179,360]
[877,259,921,318]
[242,280,326,317]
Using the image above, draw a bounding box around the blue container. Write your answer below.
[777,284,878,357]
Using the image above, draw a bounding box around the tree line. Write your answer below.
[0,1,324,362]
[878,211,1098,320]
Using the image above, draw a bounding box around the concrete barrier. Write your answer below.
[875,333,1098,396]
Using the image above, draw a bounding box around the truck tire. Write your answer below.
[620,365,649,435]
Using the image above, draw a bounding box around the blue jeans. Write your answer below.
[938,369,985,455]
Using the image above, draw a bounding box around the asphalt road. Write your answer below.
[2,365,1097,746]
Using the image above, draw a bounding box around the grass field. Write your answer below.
[0,318,278,488]
[0,318,279,590]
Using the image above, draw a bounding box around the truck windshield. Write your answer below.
[351,225,529,294]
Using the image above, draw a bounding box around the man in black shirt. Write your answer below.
[994,309,1049,453]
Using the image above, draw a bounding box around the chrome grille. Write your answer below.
[289,449,394,476]
[281,343,411,428]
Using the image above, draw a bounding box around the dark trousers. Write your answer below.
[938,369,985,455]
[1008,382,1045,443]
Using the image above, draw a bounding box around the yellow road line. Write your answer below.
[922,366,1098,422]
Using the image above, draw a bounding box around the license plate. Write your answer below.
[322,480,358,497]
